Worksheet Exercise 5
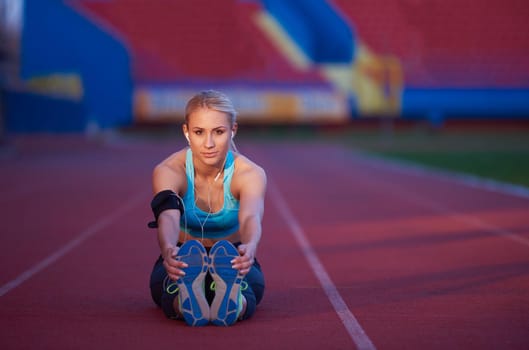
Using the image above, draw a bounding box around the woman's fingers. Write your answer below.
[164,256,188,280]
[231,254,253,275]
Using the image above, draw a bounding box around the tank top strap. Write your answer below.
[185,148,195,199]
[222,151,235,191]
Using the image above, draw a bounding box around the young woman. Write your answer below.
[148,90,266,326]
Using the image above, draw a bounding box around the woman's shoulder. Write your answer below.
[156,148,188,171]
[152,148,188,193]
[233,152,266,182]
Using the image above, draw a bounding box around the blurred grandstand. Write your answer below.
[1,0,528,133]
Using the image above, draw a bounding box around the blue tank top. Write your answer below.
[180,149,240,238]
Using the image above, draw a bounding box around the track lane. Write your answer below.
[247,142,529,349]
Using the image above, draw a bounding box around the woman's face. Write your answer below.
[184,107,235,168]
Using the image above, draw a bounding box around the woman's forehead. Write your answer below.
[188,107,231,127]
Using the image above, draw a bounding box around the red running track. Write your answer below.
[1,135,528,349]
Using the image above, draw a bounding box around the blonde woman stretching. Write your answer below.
[148,90,266,326]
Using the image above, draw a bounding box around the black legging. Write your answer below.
[149,245,265,321]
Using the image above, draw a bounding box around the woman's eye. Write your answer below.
[194,130,202,135]
[216,129,225,135]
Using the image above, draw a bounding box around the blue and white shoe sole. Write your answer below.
[175,240,210,326]
[209,240,244,326]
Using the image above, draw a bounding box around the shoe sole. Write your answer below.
[209,241,243,326]
[175,240,210,326]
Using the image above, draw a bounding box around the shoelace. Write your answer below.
[209,280,248,292]
[164,275,180,294]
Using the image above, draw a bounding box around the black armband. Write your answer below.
[147,190,184,229]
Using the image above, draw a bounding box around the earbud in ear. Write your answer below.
[185,133,190,143]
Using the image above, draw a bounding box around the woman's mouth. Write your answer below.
[202,152,218,158]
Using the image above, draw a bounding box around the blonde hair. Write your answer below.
[185,90,237,126]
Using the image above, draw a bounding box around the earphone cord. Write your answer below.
[193,159,225,242]
[177,182,213,245]
[182,149,232,245]
[194,181,212,243]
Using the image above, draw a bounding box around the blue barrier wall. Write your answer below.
[4,90,86,133]
[17,0,132,131]
[402,89,529,120]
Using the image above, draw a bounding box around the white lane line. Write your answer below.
[270,184,376,350]
[352,153,529,248]
[0,191,148,297]
[403,188,529,248]
[355,152,529,200]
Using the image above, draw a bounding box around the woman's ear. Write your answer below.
[182,124,190,143]
[231,123,238,139]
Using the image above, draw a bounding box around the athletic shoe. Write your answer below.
[174,240,210,326]
[208,240,245,326]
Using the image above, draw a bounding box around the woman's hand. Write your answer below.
[231,243,256,276]
[162,245,188,281]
